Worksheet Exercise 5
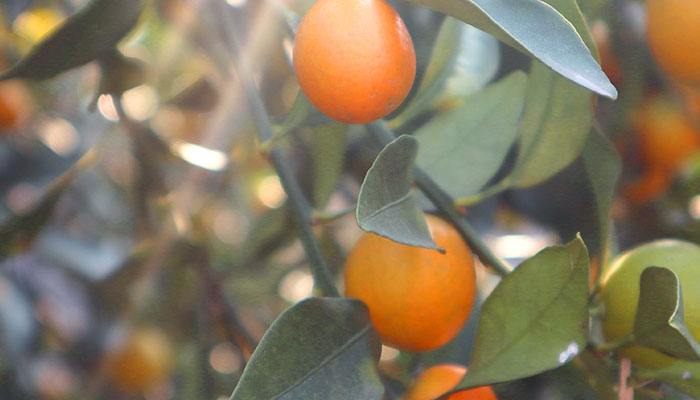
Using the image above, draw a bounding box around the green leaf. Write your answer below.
[406,0,616,99]
[0,151,95,257]
[386,11,446,120]
[390,17,462,125]
[415,71,526,200]
[636,361,700,399]
[633,267,700,362]
[453,236,590,390]
[275,91,314,139]
[0,0,146,81]
[582,129,621,267]
[357,135,440,250]
[229,297,384,400]
[507,0,597,188]
[239,206,293,265]
[312,122,347,208]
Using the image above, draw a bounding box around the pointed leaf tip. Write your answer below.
[357,134,442,251]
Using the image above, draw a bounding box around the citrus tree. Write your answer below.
[0,0,699,399]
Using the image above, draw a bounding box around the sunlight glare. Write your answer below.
[170,139,229,171]
[689,195,700,219]
[279,269,314,303]
[256,175,286,208]
[97,95,119,122]
[209,342,242,374]
[122,85,160,121]
[226,0,247,7]
[38,118,79,156]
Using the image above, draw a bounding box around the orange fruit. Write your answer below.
[107,327,174,393]
[344,215,476,352]
[403,364,498,400]
[632,96,700,173]
[647,0,700,84]
[678,83,700,118]
[292,0,416,124]
[0,81,32,132]
[622,167,671,206]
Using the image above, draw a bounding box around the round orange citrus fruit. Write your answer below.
[632,95,700,173]
[0,81,32,132]
[647,0,700,84]
[107,327,174,393]
[403,364,498,400]
[292,0,416,124]
[344,215,476,352]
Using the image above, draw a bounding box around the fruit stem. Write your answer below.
[454,180,510,207]
[366,121,512,277]
[311,205,356,225]
[593,333,636,353]
[214,0,339,297]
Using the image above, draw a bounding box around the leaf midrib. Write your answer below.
[468,248,583,381]
[273,324,375,399]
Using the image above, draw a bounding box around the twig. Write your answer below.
[311,205,356,225]
[191,244,258,360]
[212,0,339,297]
[112,95,164,236]
[592,333,635,353]
[619,358,634,400]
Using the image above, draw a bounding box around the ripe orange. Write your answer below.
[0,81,32,132]
[622,167,670,206]
[292,0,416,124]
[106,327,173,393]
[344,215,476,352]
[403,364,498,400]
[632,96,700,173]
[678,83,700,118]
[647,0,700,84]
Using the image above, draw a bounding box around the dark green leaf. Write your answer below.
[239,206,293,265]
[415,71,526,200]
[507,0,597,188]
[0,0,146,81]
[406,0,616,99]
[274,91,314,139]
[0,151,95,257]
[312,122,347,208]
[633,267,700,362]
[453,236,590,390]
[357,135,440,250]
[390,16,461,125]
[392,19,500,127]
[229,297,383,400]
[582,129,621,267]
[386,11,446,120]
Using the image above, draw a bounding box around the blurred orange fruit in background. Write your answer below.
[106,327,174,393]
[647,0,700,84]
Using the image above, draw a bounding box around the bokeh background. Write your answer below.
[0,0,698,399]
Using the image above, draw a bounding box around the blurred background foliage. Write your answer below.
[0,0,697,399]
